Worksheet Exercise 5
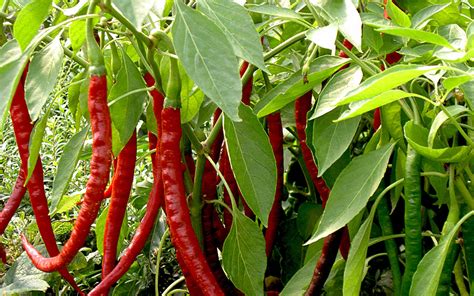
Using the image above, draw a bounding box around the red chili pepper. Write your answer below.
[88,73,165,295]
[161,106,224,295]
[11,66,83,294]
[304,230,343,295]
[295,92,351,258]
[102,131,137,287]
[21,74,112,276]
[265,112,284,257]
[0,244,6,264]
[212,208,226,250]
[103,159,118,199]
[176,249,204,296]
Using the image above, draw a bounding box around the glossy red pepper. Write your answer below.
[265,112,284,257]
[88,73,165,295]
[21,74,112,275]
[102,131,137,287]
[11,66,83,294]
[161,107,223,295]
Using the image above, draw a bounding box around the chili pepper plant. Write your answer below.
[1,0,474,295]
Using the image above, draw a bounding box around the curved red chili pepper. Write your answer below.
[265,112,284,257]
[0,175,27,249]
[161,107,224,295]
[295,92,351,259]
[11,66,83,294]
[21,74,112,276]
[88,73,165,295]
[102,131,137,286]
[103,158,118,199]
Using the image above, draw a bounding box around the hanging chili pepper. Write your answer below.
[21,1,112,274]
[161,106,224,295]
[89,73,165,295]
[294,92,351,259]
[103,159,118,199]
[102,131,137,287]
[11,66,83,294]
[265,112,284,257]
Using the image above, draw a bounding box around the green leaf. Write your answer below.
[50,127,88,213]
[312,65,363,119]
[222,211,266,296]
[256,56,348,117]
[95,206,129,256]
[310,0,362,51]
[0,49,28,132]
[25,107,51,184]
[246,5,303,20]
[337,65,441,106]
[376,27,455,49]
[198,0,266,71]
[172,1,241,121]
[108,50,147,155]
[25,36,64,121]
[306,143,395,245]
[55,193,82,214]
[410,211,474,296]
[411,3,451,29]
[69,20,86,52]
[428,105,468,148]
[381,102,406,151]
[405,121,471,163]
[442,75,472,93]
[386,0,411,27]
[223,105,276,226]
[13,0,52,51]
[1,279,49,293]
[336,90,414,121]
[306,24,338,51]
[312,107,360,177]
[113,0,155,29]
[280,253,319,296]
[0,40,22,67]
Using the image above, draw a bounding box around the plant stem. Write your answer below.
[162,276,186,296]
[455,177,474,211]
[155,228,170,295]
[190,154,205,249]
[454,255,469,296]
[335,39,379,76]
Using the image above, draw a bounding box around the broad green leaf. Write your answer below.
[405,121,471,163]
[246,5,303,20]
[310,0,362,51]
[306,143,395,244]
[25,36,64,121]
[280,253,319,296]
[428,105,468,148]
[0,50,28,132]
[306,24,338,51]
[50,127,88,213]
[55,193,82,214]
[1,279,49,293]
[442,75,472,93]
[411,4,451,29]
[386,0,411,27]
[69,20,86,52]
[0,40,22,67]
[222,211,266,296]
[410,211,474,296]
[376,27,455,49]
[13,0,52,51]
[337,65,441,105]
[224,105,276,225]
[95,206,129,256]
[172,1,241,121]
[198,0,266,71]
[312,65,363,119]
[336,90,414,121]
[114,0,155,29]
[256,56,348,117]
[312,107,360,176]
[26,107,51,183]
[180,65,204,123]
[108,50,147,155]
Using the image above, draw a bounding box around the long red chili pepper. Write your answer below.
[161,106,224,295]
[11,67,83,294]
[21,74,112,274]
[295,92,351,293]
[88,73,165,295]
[102,131,137,285]
[304,230,343,295]
[265,112,284,257]
[103,159,118,199]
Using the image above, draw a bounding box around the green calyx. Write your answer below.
[86,0,105,76]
